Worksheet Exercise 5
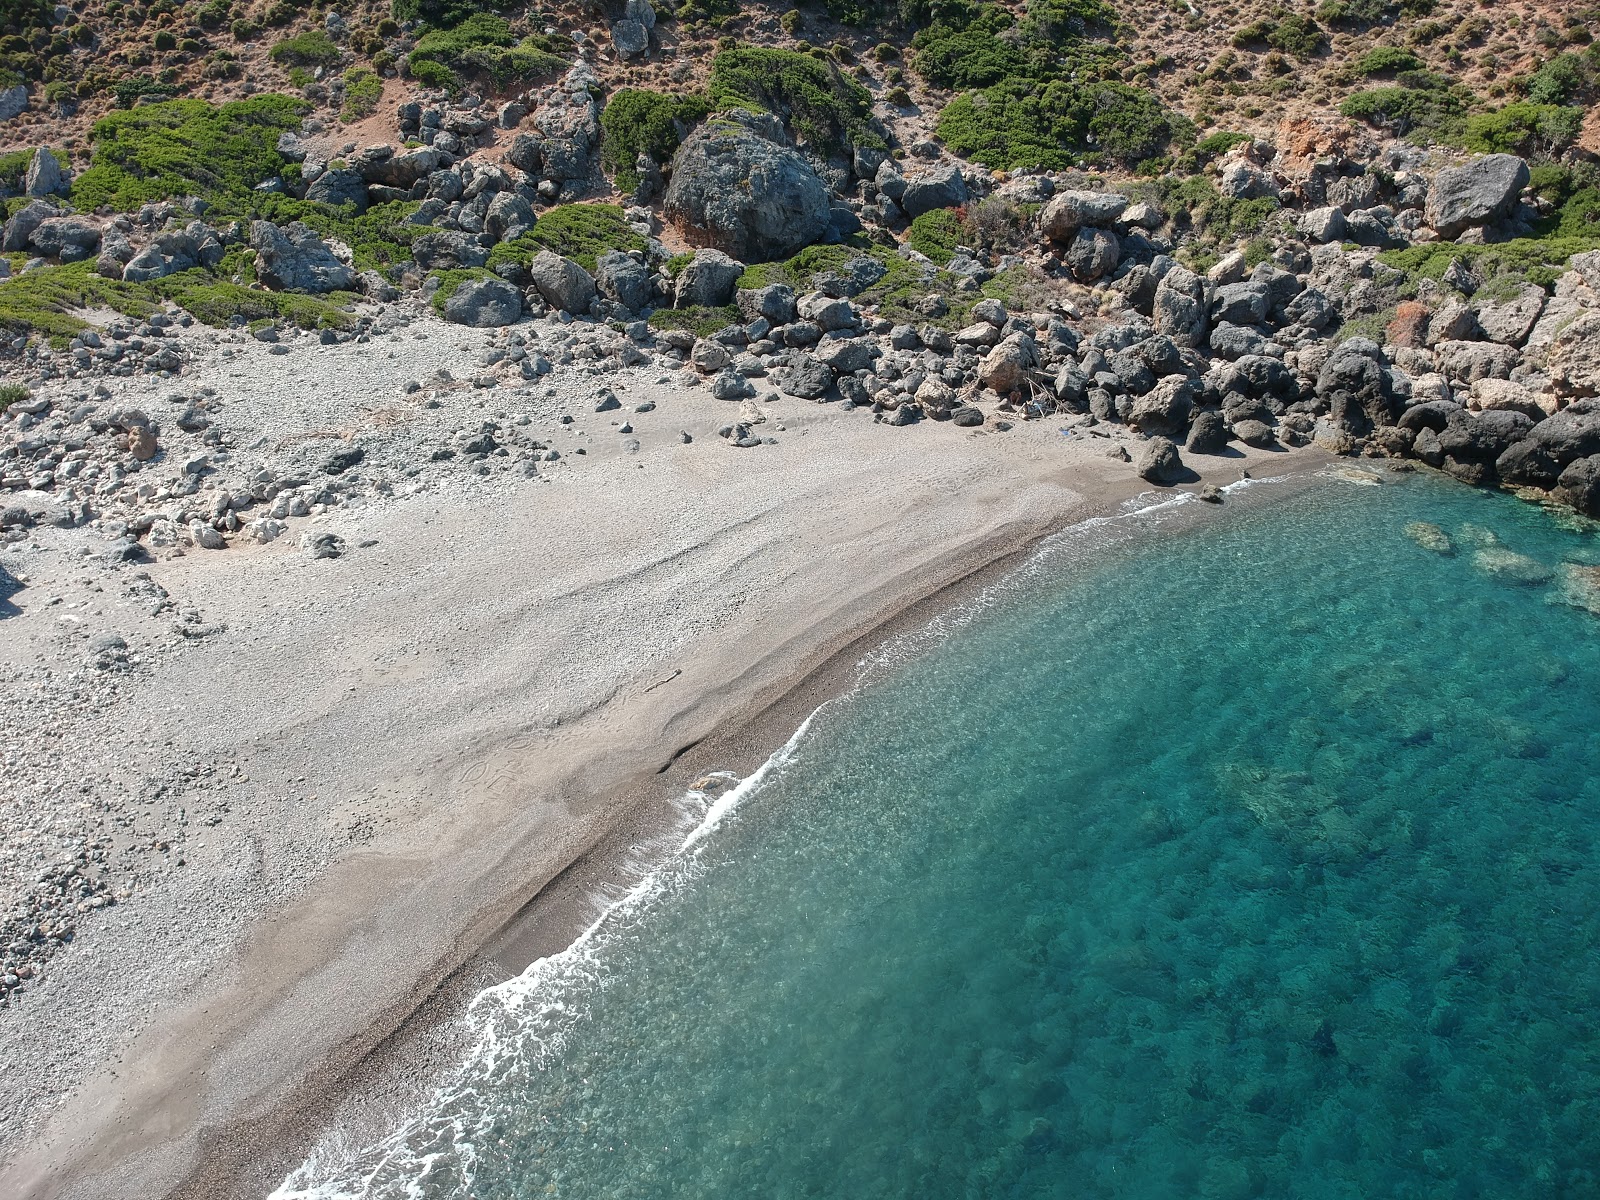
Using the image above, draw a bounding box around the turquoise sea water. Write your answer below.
[281,468,1600,1200]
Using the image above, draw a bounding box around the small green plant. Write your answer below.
[152,30,177,51]
[599,89,712,191]
[341,67,383,121]
[486,203,647,273]
[907,208,964,264]
[1231,12,1326,59]
[707,47,884,154]
[1356,46,1424,74]
[648,305,742,337]
[0,383,30,411]
[406,15,567,92]
[780,8,802,34]
[269,29,341,68]
[1464,103,1584,158]
[1195,130,1250,157]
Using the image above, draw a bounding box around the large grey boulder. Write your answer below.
[737,283,797,324]
[355,144,439,189]
[305,167,370,212]
[1135,436,1185,484]
[527,249,596,314]
[781,352,834,399]
[595,250,654,312]
[510,61,603,196]
[444,277,522,327]
[251,221,358,292]
[1153,265,1208,348]
[1316,338,1401,433]
[664,117,830,261]
[978,333,1040,395]
[412,230,489,270]
[2,199,55,252]
[485,191,535,241]
[24,148,64,197]
[899,164,968,219]
[1128,374,1198,437]
[1066,227,1120,282]
[1039,190,1127,243]
[1426,154,1529,239]
[611,19,648,59]
[0,84,27,122]
[30,216,100,261]
[674,248,744,308]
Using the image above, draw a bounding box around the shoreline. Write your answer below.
[0,400,1330,1199]
[207,448,1338,1200]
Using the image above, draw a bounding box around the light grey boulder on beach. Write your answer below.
[674,248,744,308]
[595,250,654,312]
[251,221,357,292]
[527,250,596,314]
[1135,436,1186,484]
[444,277,522,326]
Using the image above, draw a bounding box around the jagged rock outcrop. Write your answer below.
[250,221,358,293]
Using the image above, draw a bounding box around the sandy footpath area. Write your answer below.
[0,323,1315,1198]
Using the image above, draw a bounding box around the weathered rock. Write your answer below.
[1039,190,1127,243]
[737,284,797,325]
[1543,310,1600,398]
[444,277,522,326]
[674,248,745,308]
[1153,265,1208,348]
[781,352,834,399]
[815,336,878,375]
[1426,154,1529,239]
[1185,409,1229,454]
[1,198,53,251]
[0,84,27,122]
[1297,205,1345,244]
[978,333,1039,395]
[356,145,438,188]
[412,230,489,271]
[24,148,64,196]
[1128,374,1197,436]
[29,216,100,260]
[1434,339,1520,384]
[1065,227,1120,282]
[950,404,984,427]
[305,167,369,212]
[1468,378,1547,420]
[251,221,357,292]
[485,191,536,241]
[611,18,649,59]
[595,250,653,312]
[527,250,596,314]
[1232,418,1276,447]
[797,292,855,332]
[1405,522,1454,553]
[1210,282,1269,327]
[1316,338,1399,433]
[1134,436,1185,484]
[1475,286,1545,346]
[1554,454,1600,517]
[690,338,732,373]
[664,117,830,260]
[899,165,968,219]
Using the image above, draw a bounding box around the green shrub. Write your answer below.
[599,89,712,191]
[1526,47,1600,106]
[71,94,308,210]
[231,18,261,39]
[486,203,646,273]
[908,207,964,264]
[406,14,566,91]
[112,73,167,107]
[0,383,30,411]
[937,77,1191,170]
[648,305,741,337]
[707,47,883,154]
[910,2,1022,89]
[1231,12,1325,59]
[1357,46,1423,74]
[1464,103,1584,158]
[341,66,382,121]
[243,196,422,272]
[1195,130,1250,157]
[1340,80,1470,141]
[269,29,340,68]
[152,30,177,51]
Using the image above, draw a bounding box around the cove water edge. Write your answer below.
[276,465,1600,1200]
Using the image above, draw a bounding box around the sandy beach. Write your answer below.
[0,313,1324,1199]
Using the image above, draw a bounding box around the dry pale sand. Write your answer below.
[0,366,1321,1198]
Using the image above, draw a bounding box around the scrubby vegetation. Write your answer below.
[268,30,341,69]
[907,208,965,264]
[406,14,567,92]
[1464,104,1584,159]
[599,89,713,190]
[1230,12,1325,60]
[0,383,31,412]
[914,0,1190,171]
[1340,72,1472,142]
[71,96,308,211]
[341,68,383,123]
[707,47,883,154]
[486,203,646,273]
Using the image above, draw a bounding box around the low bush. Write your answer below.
[341,67,382,121]
[269,29,341,68]
[406,15,566,91]
[1464,103,1584,158]
[1356,46,1423,74]
[0,383,30,411]
[599,89,712,191]
[707,47,883,154]
[1231,12,1325,59]
[71,95,309,211]
[1195,130,1250,158]
[1525,47,1600,106]
[648,305,740,336]
[486,203,646,273]
[908,207,964,264]
[1340,77,1471,142]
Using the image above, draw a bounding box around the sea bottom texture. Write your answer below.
[280,468,1600,1200]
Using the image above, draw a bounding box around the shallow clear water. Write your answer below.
[282,469,1600,1200]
